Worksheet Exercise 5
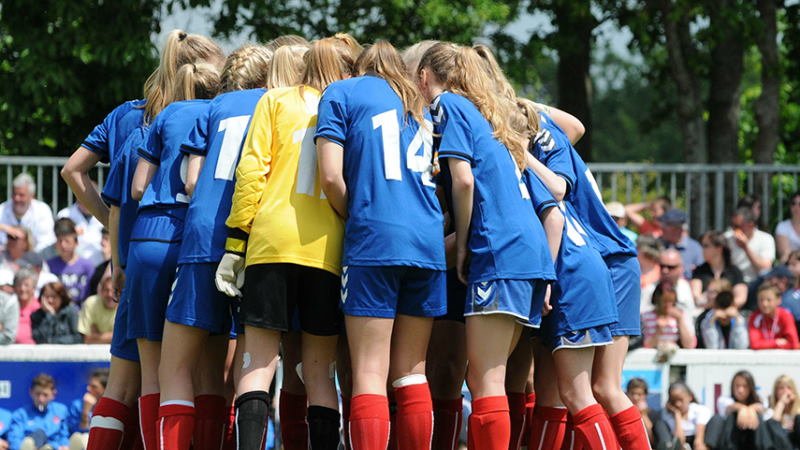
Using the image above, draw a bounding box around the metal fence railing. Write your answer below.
[0,157,798,237]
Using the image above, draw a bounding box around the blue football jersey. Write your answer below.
[82,100,145,163]
[138,99,210,211]
[530,112,636,258]
[179,88,266,264]
[433,92,555,283]
[101,127,149,268]
[316,75,445,269]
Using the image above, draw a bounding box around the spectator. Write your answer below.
[626,377,670,449]
[691,230,748,309]
[726,207,776,284]
[67,369,108,449]
[6,374,69,450]
[662,381,710,450]
[695,278,729,348]
[0,406,9,449]
[699,286,749,349]
[641,248,697,318]
[637,234,663,289]
[625,196,671,237]
[45,219,95,305]
[0,288,18,345]
[658,209,704,279]
[14,268,39,344]
[641,281,696,350]
[31,282,81,344]
[748,284,800,350]
[738,194,763,229]
[56,200,105,266]
[0,269,12,295]
[782,250,800,330]
[706,371,765,449]
[85,229,110,298]
[77,275,116,344]
[0,173,56,253]
[766,374,800,447]
[776,192,800,264]
[0,226,37,273]
[606,201,638,243]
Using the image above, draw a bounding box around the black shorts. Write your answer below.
[241,263,342,336]
[435,268,466,323]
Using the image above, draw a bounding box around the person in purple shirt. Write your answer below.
[7,374,70,450]
[45,219,95,305]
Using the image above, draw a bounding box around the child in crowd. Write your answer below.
[68,369,109,450]
[748,284,800,349]
[698,284,749,349]
[626,378,671,448]
[662,381,710,450]
[6,374,70,450]
[782,249,800,330]
[77,275,116,344]
[45,219,95,305]
[706,371,764,449]
[766,374,800,447]
[642,281,696,351]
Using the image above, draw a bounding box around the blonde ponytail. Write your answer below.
[267,45,309,89]
[172,63,221,102]
[301,38,357,92]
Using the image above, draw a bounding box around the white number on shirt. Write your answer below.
[294,126,325,198]
[560,202,587,246]
[584,168,604,204]
[514,165,531,200]
[372,110,434,186]
[215,115,251,181]
[176,156,190,203]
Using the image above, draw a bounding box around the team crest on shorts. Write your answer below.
[470,281,500,312]
[340,266,349,304]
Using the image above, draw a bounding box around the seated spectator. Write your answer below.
[46,218,96,305]
[695,278,727,348]
[626,377,670,449]
[748,284,800,349]
[625,196,671,237]
[691,230,747,308]
[0,269,13,295]
[641,248,697,318]
[706,370,764,449]
[31,282,82,344]
[6,374,69,450]
[0,406,10,449]
[662,381,710,450]
[78,275,116,344]
[782,250,800,330]
[0,173,56,253]
[765,374,800,447]
[57,200,105,266]
[0,226,37,273]
[642,281,696,350]
[776,192,800,263]
[726,207,776,284]
[0,288,18,345]
[658,209,704,279]
[699,286,749,349]
[606,201,638,243]
[745,265,793,314]
[67,369,108,449]
[85,229,110,299]
[738,194,763,228]
[637,234,663,289]
[14,268,39,344]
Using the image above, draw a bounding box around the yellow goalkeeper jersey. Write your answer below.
[225,86,344,275]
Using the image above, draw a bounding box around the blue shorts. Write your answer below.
[341,265,446,318]
[436,268,466,322]
[110,287,139,362]
[605,254,642,336]
[166,263,232,335]
[229,297,243,339]
[465,279,549,327]
[126,239,181,341]
[545,324,613,352]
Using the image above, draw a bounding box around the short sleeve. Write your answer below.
[436,96,474,162]
[76,298,93,335]
[316,83,349,145]
[181,109,210,156]
[525,170,558,217]
[138,117,163,165]
[694,403,712,426]
[533,114,577,195]
[82,105,125,162]
[100,153,126,206]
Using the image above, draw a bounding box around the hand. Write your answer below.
[0,437,9,450]
[712,309,727,322]
[215,253,246,297]
[112,266,125,301]
[542,284,553,316]
[666,305,684,320]
[780,390,796,405]
[83,391,98,409]
[636,398,649,412]
[41,299,57,315]
[733,229,749,249]
[1,225,25,241]
[59,446,69,450]
[695,442,708,450]
[777,338,789,347]
[456,245,469,285]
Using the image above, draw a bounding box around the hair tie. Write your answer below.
[192,63,197,73]
[178,31,188,42]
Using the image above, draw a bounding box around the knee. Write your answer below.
[591,379,613,405]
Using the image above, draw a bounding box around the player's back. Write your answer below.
[317,75,444,269]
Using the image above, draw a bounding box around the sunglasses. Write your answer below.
[661,264,680,270]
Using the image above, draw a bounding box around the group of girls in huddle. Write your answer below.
[60,28,648,450]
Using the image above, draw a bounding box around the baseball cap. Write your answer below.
[606,202,625,219]
[658,209,688,225]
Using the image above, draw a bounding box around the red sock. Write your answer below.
[468,396,509,450]
[507,392,527,450]
[349,394,390,450]
[193,395,227,450]
[573,404,619,450]
[138,394,160,450]
[524,393,536,445]
[432,398,462,450]
[157,401,195,450]
[528,406,568,450]
[387,391,397,450]
[279,390,308,450]
[126,402,142,450]
[342,395,352,450]
[610,405,650,450]
[394,382,433,449]
[222,404,235,450]
[561,414,576,450]
[87,397,130,450]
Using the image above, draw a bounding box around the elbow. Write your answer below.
[572,122,586,142]
[131,185,144,201]
[547,208,565,234]
[551,184,567,203]
[451,172,474,193]
[185,181,196,198]
[319,173,342,196]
